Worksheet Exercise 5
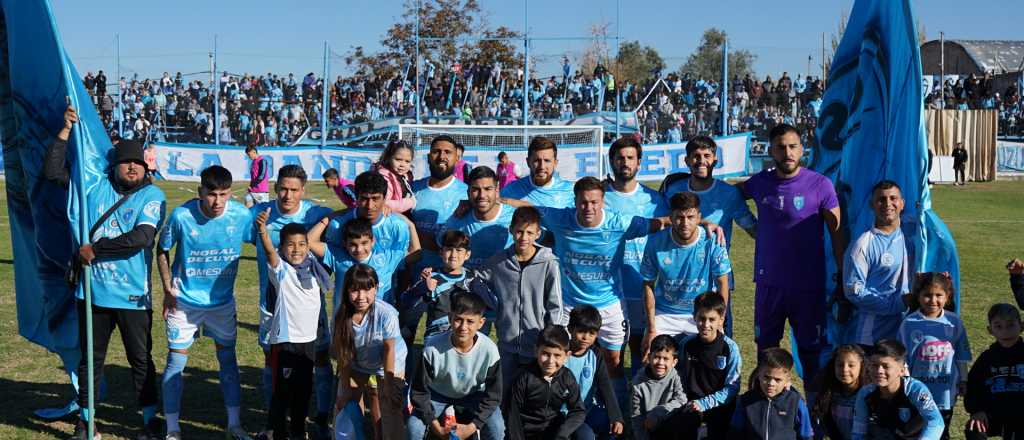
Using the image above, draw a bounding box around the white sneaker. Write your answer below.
[164,431,181,440]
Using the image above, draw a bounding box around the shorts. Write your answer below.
[166,301,237,350]
[563,302,627,350]
[653,312,697,337]
[246,192,269,205]
[259,304,330,351]
[753,284,826,351]
[624,299,647,334]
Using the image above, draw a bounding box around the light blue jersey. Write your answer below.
[662,179,755,250]
[442,204,515,269]
[500,174,575,208]
[565,348,599,407]
[351,299,408,376]
[78,183,167,310]
[326,210,411,252]
[640,228,731,316]
[897,310,972,410]
[159,199,252,308]
[247,200,333,314]
[842,227,910,345]
[323,244,406,307]
[411,177,468,271]
[603,183,668,300]
[852,377,944,440]
[539,207,650,308]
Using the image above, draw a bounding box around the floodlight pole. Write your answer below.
[214,35,220,145]
[116,34,123,138]
[415,0,421,124]
[322,41,329,148]
[940,31,945,107]
[614,0,621,141]
[721,39,729,135]
[523,0,529,149]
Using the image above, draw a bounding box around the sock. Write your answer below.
[162,351,188,428]
[227,406,241,429]
[142,405,157,425]
[216,346,242,409]
[261,365,273,409]
[628,344,643,379]
[314,365,334,420]
[612,376,629,419]
[166,412,180,433]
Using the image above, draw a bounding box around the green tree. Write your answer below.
[345,0,523,78]
[680,28,756,81]
[614,41,665,86]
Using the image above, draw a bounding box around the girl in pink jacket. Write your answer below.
[373,140,417,213]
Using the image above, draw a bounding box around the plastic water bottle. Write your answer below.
[444,405,458,440]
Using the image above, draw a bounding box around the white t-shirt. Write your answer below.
[267,258,322,344]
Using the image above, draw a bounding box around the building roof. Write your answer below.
[951,40,1024,74]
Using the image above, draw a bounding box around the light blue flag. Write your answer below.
[813,0,961,322]
[0,0,114,412]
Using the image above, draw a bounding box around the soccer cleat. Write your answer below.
[226,426,253,440]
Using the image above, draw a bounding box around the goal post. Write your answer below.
[398,124,606,179]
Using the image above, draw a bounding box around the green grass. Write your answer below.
[0,179,1022,439]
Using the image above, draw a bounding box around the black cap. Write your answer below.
[113,140,146,166]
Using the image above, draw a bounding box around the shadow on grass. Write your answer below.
[2,363,270,439]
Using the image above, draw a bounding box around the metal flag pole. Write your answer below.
[116,34,122,138]
[614,0,621,142]
[415,0,421,125]
[213,35,220,145]
[940,31,945,107]
[522,0,529,150]
[721,39,729,135]
[322,41,329,148]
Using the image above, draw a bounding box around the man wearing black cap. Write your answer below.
[45,105,167,440]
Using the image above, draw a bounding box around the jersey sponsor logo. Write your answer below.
[915,340,953,362]
[918,392,937,411]
[143,200,162,219]
[793,195,805,210]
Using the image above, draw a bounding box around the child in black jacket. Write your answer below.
[964,303,1024,440]
[729,348,813,440]
[506,325,586,440]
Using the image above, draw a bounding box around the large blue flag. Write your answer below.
[813,0,960,314]
[0,0,113,373]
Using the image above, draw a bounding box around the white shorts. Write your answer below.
[258,304,330,352]
[624,299,648,334]
[564,302,627,351]
[166,301,238,350]
[653,312,697,338]
[245,192,269,206]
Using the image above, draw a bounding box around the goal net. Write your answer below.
[398,124,605,179]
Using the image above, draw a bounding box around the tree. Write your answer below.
[614,41,665,86]
[679,28,756,81]
[344,0,523,79]
[579,21,612,78]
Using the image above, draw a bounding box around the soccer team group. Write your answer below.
[50,105,1024,440]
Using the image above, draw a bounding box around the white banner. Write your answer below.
[153,132,751,183]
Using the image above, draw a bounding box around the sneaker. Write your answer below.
[164,432,182,440]
[68,422,101,440]
[226,426,253,440]
[138,419,163,440]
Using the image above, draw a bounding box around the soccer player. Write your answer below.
[739,123,843,384]
[841,180,910,346]
[601,136,669,376]
[440,166,515,270]
[500,136,575,208]
[661,135,756,337]
[246,164,333,438]
[409,135,469,274]
[641,192,731,344]
[157,166,252,440]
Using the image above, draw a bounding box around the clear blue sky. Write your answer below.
[52,0,1022,81]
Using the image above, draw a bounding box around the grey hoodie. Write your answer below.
[478,244,564,358]
[631,367,688,440]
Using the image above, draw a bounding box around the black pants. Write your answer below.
[701,400,737,440]
[941,409,954,440]
[75,300,158,411]
[269,343,315,438]
[965,416,1024,440]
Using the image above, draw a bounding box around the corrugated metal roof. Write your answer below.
[953,40,1024,73]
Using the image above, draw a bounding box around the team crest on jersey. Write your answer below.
[456,370,466,381]
[663,257,672,265]
[121,208,136,224]
[226,226,237,235]
[793,195,805,210]
[581,366,592,380]
[898,407,911,422]
[602,232,612,242]
[189,228,200,237]
[881,253,896,266]
[715,355,727,369]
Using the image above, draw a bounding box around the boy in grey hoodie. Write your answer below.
[632,334,690,440]
[478,206,564,390]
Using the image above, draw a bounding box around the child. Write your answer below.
[478,206,564,388]
[507,325,586,440]
[897,272,972,439]
[408,292,505,440]
[677,292,742,439]
[255,216,330,440]
[374,140,417,213]
[631,334,689,440]
[852,339,944,440]
[496,151,521,190]
[322,167,356,209]
[811,345,869,440]
[401,230,493,339]
[729,348,814,440]
[307,216,411,307]
[566,306,625,440]
[963,303,1024,440]
[332,264,408,440]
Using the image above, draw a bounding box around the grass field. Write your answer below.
[1,179,1022,439]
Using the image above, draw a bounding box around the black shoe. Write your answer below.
[68,421,101,440]
[137,418,163,440]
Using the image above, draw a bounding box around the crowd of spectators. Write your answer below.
[78,62,1024,147]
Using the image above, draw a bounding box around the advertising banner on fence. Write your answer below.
[997,139,1024,175]
[154,132,751,183]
